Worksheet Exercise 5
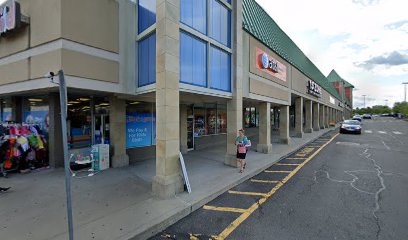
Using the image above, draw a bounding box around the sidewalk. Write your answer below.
[0,127,337,240]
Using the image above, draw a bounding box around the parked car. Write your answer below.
[362,114,372,119]
[340,120,362,134]
[352,115,362,122]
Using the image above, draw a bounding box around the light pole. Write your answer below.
[403,82,408,102]
[385,99,388,107]
[362,95,367,108]
[48,70,73,240]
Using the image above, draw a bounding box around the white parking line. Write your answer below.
[378,131,387,134]
[393,131,403,135]
[365,130,372,133]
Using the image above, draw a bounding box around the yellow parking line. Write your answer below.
[285,157,307,160]
[275,163,300,166]
[265,170,292,173]
[203,205,247,213]
[228,190,268,197]
[250,179,279,184]
[216,133,339,240]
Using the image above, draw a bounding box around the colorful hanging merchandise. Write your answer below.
[0,124,48,177]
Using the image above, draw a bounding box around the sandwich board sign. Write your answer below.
[179,152,191,193]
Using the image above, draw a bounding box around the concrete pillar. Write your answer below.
[304,100,313,133]
[153,0,183,198]
[225,0,244,167]
[11,96,22,122]
[109,96,129,168]
[48,93,64,168]
[313,102,320,131]
[180,105,188,154]
[279,105,290,144]
[257,102,272,153]
[320,104,325,129]
[325,106,330,128]
[294,97,303,138]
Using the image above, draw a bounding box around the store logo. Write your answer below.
[307,80,322,98]
[260,52,279,73]
[0,0,27,36]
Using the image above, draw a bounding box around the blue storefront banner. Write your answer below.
[126,113,153,148]
[1,111,12,122]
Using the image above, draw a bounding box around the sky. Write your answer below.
[256,0,408,109]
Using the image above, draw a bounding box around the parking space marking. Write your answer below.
[365,130,372,133]
[285,157,307,160]
[393,131,402,135]
[274,163,300,166]
[378,131,386,134]
[215,133,339,240]
[228,190,268,197]
[203,205,247,213]
[265,170,292,173]
[250,179,279,184]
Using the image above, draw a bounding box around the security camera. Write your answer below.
[45,72,55,82]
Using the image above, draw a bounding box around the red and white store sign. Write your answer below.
[255,48,287,82]
[0,0,21,35]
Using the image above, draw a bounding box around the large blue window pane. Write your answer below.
[181,0,207,34]
[211,0,231,47]
[210,46,231,92]
[138,0,156,34]
[180,32,207,87]
[138,33,156,87]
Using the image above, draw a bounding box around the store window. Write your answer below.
[210,46,231,92]
[67,97,92,149]
[194,106,206,137]
[0,98,13,122]
[180,32,207,87]
[206,104,217,135]
[138,32,156,87]
[210,0,231,47]
[181,0,207,34]
[244,107,258,128]
[138,0,156,34]
[22,97,50,137]
[126,102,156,148]
[217,105,227,134]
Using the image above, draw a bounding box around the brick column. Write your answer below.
[153,0,183,198]
[279,105,290,144]
[304,100,313,133]
[225,0,243,167]
[294,97,303,138]
[257,102,272,153]
[109,96,129,168]
[313,102,320,131]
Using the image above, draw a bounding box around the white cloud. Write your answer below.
[255,0,408,108]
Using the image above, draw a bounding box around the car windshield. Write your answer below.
[344,120,360,125]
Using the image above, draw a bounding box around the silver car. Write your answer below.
[340,120,362,134]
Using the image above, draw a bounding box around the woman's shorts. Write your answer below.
[236,151,246,159]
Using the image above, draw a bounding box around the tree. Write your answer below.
[393,102,408,115]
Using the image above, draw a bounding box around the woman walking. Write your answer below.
[236,129,250,173]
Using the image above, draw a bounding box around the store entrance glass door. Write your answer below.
[93,114,110,145]
[187,107,194,150]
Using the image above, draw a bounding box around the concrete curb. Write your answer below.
[132,127,338,240]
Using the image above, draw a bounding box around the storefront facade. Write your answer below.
[1,0,353,198]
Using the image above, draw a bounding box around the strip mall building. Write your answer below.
[0,0,354,197]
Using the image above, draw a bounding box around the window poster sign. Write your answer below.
[255,48,287,82]
[126,113,156,148]
[23,111,49,133]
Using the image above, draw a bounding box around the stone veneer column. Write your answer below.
[48,93,64,168]
[153,0,183,198]
[313,102,320,131]
[279,105,290,144]
[109,96,129,168]
[320,104,325,129]
[257,102,272,153]
[225,0,243,167]
[180,105,188,154]
[304,100,313,133]
[294,97,304,138]
[325,106,330,128]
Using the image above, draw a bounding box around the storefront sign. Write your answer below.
[256,48,287,82]
[0,0,23,35]
[307,80,322,98]
[126,113,156,148]
[329,96,335,105]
